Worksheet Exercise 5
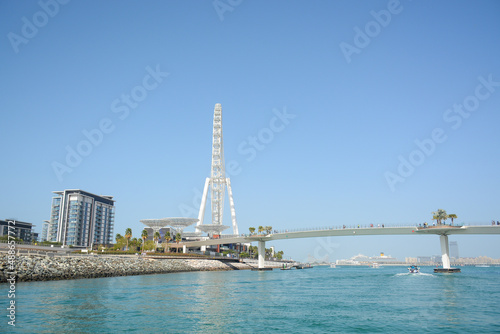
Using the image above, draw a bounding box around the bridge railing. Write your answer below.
[216,234,240,239]
[157,222,497,241]
[237,222,495,237]
[269,224,415,234]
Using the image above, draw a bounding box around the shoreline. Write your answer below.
[0,254,282,283]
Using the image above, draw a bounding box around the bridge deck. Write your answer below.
[182,225,500,247]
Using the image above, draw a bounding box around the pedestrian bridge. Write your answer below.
[183,224,500,269]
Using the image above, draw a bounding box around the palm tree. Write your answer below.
[431,209,448,225]
[175,233,182,253]
[153,231,160,251]
[141,229,148,252]
[164,231,171,253]
[448,214,457,225]
[276,250,284,260]
[115,233,124,251]
[258,226,264,235]
[249,227,255,235]
[249,245,258,259]
[124,228,132,251]
[265,226,272,234]
[432,215,439,226]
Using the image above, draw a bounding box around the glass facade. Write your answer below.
[0,220,35,242]
[93,204,115,245]
[41,222,49,241]
[45,197,61,242]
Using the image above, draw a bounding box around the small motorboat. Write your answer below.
[408,265,419,274]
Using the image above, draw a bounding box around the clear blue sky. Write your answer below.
[1,0,499,262]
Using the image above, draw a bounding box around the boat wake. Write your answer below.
[394,272,434,277]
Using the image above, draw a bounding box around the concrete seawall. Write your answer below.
[0,255,281,283]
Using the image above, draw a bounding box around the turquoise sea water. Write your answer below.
[4,266,500,333]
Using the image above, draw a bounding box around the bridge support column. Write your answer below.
[440,234,451,269]
[258,241,265,269]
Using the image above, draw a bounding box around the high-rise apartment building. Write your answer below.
[450,241,459,259]
[44,190,115,247]
[0,219,37,242]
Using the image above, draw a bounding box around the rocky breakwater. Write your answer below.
[0,254,256,283]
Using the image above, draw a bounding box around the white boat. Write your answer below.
[371,263,380,268]
[330,263,337,268]
[408,265,419,273]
